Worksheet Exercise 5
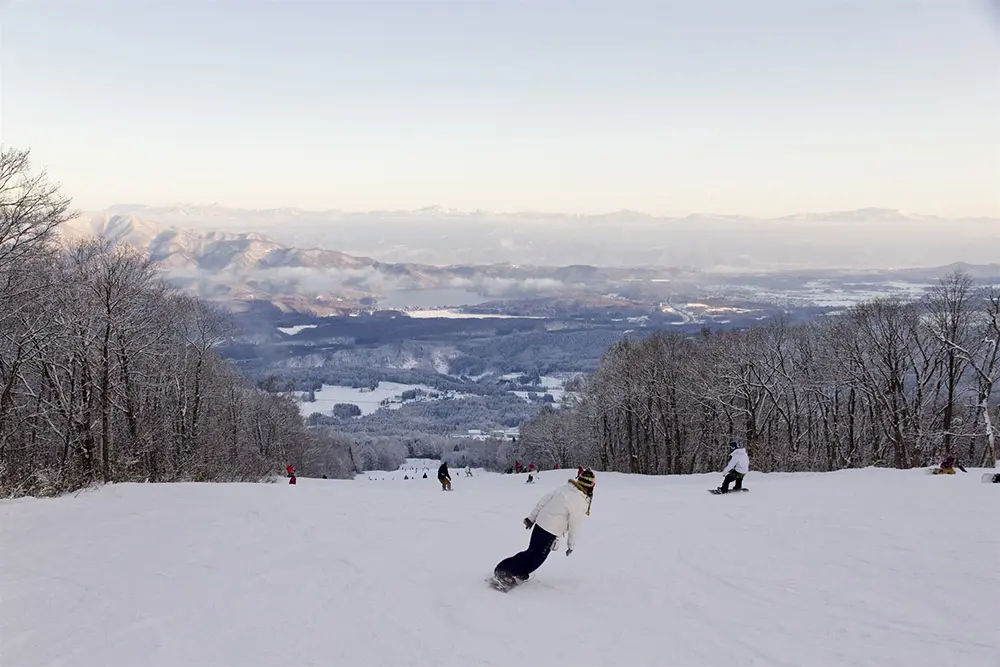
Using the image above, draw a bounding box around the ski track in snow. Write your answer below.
[2,469,999,667]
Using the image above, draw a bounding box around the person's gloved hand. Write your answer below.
[566,548,573,557]
[523,517,533,529]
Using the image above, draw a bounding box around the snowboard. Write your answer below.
[982,472,1000,484]
[487,572,525,593]
[709,488,749,495]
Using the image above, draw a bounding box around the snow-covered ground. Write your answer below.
[298,381,450,416]
[276,324,318,335]
[501,372,572,404]
[2,468,999,667]
[403,309,539,319]
[359,457,446,479]
[300,373,574,418]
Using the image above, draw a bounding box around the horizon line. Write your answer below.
[81,203,1000,222]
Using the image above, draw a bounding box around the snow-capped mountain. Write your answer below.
[58,213,641,313]
[56,207,1000,315]
[60,214,376,273]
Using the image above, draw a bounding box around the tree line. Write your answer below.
[342,432,514,474]
[514,272,1000,475]
[0,148,352,496]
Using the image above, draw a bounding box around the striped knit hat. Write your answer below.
[569,468,595,514]
[574,468,596,488]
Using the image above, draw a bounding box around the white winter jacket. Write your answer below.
[528,483,590,551]
[723,447,750,475]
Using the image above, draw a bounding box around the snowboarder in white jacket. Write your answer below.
[718,442,750,493]
[493,469,595,589]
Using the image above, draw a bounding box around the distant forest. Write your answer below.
[514,272,1000,475]
[226,327,629,383]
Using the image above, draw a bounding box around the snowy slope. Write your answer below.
[2,469,998,667]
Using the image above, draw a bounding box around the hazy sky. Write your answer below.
[3,1,999,216]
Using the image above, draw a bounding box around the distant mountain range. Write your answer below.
[100,203,993,225]
[74,205,1000,270]
[58,207,1000,314]
[58,213,682,313]
[61,213,373,272]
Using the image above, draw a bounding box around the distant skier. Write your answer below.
[525,473,535,484]
[465,465,473,477]
[438,461,452,491]
[492,468,595,591]
[932,454,967,475]
[717,442,749,493]
[286,464,297,485]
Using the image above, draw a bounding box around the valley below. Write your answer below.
[60,208,1000,453]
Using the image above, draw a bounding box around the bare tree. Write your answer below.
[930,285,1000,466]
[924,271,977,457]
[0,148,73,273]
[0,147,352,495]
[520,278,1000,477]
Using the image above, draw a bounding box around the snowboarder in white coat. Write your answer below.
[493,469,595,589]
[718,442,750,493]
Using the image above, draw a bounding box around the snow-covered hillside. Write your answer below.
[2,468,998,667]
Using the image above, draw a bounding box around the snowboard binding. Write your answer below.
[489,569,524,592]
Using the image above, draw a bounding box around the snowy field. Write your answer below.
[298,381,444,416]
[2,468,999,667]
[402,309,539,319]
[501,373,572,404]
[276,324,319,336]
[299,374,573,417]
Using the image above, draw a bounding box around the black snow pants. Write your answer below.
[721,470,745,492]
[495,525,557,581]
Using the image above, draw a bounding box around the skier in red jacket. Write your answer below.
[286,464,297,485]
